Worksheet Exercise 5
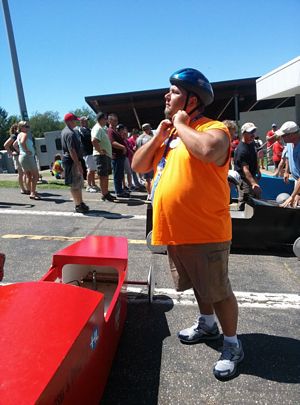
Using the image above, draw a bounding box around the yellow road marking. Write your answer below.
[1,234,146,244]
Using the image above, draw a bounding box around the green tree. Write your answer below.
[72,106,96,127]
[0,107,19,149]
[29,111,64,138]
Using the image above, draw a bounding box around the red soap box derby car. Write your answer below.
[0,236,128,404]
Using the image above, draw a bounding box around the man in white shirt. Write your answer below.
[91,112,115,202]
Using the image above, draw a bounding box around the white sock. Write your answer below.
[201,314,216,328]
[223,334,239,346]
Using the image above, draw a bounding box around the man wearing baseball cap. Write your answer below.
[275,121,300,208]
[266,123,277,165]
[61,113,89,213]
[234,122,261,210]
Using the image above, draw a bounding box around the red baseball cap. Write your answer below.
[64,112,80,122]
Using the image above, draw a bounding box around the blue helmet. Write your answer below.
[169,68,214,107]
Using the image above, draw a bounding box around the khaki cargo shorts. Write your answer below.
[167,241,232,303]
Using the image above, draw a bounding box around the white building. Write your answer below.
[35,130,62,170]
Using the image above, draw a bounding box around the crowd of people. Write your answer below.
[4,107,299,215]
[222,118,300,210]
[60,112,153,212]
[3,113,155,211]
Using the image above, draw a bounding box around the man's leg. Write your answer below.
[87,170,93,188]
[193,288,238,337]
[178,289,220,343]
[213,293,238,337]
[100,176,109,196]
[237,180,251,210]
[71,167,89,213]
[71,188,82,206]
[114,157,126,195]
[112,159,122,195]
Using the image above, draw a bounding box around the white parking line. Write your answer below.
[1,234,146,244]
[0,208,146,219]
[127,287,300,309]
[1,282,298,309]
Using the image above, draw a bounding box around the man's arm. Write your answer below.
[281,178,300,208]
[92,138,105,154]
[69,148,82,173]
[112,141,127,154]
[283,158,290,184]
[242,165,261,198]
[132,119,172,173]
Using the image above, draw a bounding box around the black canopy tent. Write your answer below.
[85,77,295,130]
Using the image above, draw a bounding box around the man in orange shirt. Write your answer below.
[132,68,243,380]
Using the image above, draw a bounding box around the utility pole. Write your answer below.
[1,0,29,120]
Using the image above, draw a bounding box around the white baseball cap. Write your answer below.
[275,121,299,136]
[241,122,257,134]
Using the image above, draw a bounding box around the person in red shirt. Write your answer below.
[266,123,277,164]
[127,128,144,190]
[272,138,284,169]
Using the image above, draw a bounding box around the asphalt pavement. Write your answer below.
[0,183,299,405]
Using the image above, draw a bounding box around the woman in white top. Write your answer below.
[16,121,40,200]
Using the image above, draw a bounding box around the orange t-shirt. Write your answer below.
[151,117,231,245]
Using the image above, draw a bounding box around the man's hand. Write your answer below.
[281,194,300,208]
[172,110,190,128]
[155,119,173,143]
[252,183,261,198]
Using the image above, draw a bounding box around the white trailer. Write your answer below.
[34,130,62,170]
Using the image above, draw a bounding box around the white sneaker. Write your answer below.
[86,186,97,193]
[178,317,220,343]
[213,339,244,379]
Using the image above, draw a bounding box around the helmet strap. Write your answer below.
[184,92,203,116]
[188,104,201,116]
[183,92,190,111]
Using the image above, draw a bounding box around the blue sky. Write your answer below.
[0,0,298,120]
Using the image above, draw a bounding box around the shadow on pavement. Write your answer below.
[37,192,63,197]
[238,333,300,383]
[101,300,173,405]
[0,202,34,208]
[205,332,300,382]
[114,198,146,206]
[86,210,134,219]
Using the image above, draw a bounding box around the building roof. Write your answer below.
[85,77,295,129]
[257,56,300,100]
